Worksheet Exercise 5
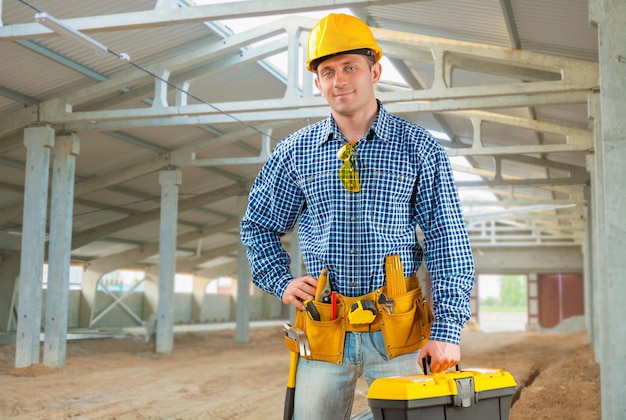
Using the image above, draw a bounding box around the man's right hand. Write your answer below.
[282,275,318,311]
[418,340,460,373]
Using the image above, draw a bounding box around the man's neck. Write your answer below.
[333,101,379,141]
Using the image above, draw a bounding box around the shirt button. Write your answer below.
[350,282,356,287]
[350,216,356,221]
[307,177,313,183]
[349,249,356,254]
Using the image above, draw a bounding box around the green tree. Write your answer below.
[499,275,526,307]
[480,296,500,307]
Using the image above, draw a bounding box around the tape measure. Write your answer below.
[348,299,377,324]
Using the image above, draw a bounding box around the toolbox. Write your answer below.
[367,365,516,420]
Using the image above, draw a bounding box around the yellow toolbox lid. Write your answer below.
[367,368,517,401]
[465,368,517,392]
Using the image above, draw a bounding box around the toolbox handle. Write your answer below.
[421,356,461,376]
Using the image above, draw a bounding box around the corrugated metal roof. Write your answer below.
[368,0,511,47]
[0,41,93,101]
[3,0,157,24]
[72,131,158,175]
[512,0,598,61]
[0,0,600,273]
[29,24,219,75]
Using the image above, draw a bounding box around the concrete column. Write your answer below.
[526,273,539,331]
[588,94,605,363]
[155,169,181,354]
[15,125,54,368]
[590,2,626,418]
[44,133,80,367]
[582,185,594,346]
[236,195,250,343]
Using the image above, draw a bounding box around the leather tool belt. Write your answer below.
[289,275,434,364]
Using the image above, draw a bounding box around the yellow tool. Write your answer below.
[305,268,330,322]
[385,254,406,298]
[314,268,331,303]
[348,300,377,324]
[282,323,311,420]
[284,351,298,419]
[304,299,321,321]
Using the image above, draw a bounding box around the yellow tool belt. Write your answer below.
[289,275,434,364]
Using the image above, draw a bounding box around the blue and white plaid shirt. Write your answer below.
[241,102,474,344]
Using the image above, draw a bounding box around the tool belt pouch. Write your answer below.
[284,334,300,354]
[380,285,434,359]
[294,302,345,364]
[291,281,434,363]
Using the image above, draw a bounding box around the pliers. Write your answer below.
[314,268,332,303]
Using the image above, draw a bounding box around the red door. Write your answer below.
[537,274,584,329]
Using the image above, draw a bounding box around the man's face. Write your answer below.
[314,54,381,117]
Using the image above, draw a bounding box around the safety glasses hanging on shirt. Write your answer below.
[337,140,360,193]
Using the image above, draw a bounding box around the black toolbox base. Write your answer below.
[370,392,513,420]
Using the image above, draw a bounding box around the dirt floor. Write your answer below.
[0,325,599,420]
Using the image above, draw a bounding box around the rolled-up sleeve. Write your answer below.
[240,141,305,300]
[415,145,475,345]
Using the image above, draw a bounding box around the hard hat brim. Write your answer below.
[307,48,376,72]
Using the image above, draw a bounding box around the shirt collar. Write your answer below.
[318,100,390,145]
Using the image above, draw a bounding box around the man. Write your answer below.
[240,13,474,419]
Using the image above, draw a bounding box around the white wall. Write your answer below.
[36,290,288,330]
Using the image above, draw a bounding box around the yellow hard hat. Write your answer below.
[306,13,383,73]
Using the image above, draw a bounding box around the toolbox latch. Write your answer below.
[453,377,475,408]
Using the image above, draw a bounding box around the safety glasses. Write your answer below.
[337,140,360,192]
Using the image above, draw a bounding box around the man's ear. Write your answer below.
[372,62,382,84]
[314,77,321,92]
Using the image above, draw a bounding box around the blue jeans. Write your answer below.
[293,331,421,420]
